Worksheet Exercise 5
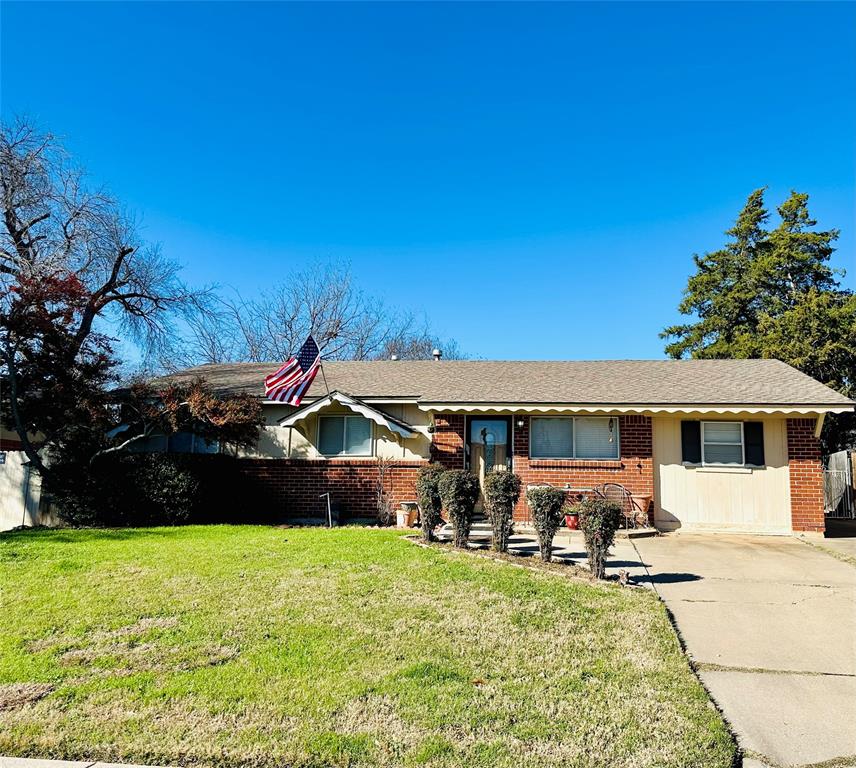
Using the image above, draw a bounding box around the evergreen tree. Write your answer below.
[663,188,855,450]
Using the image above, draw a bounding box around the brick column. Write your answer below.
[786,418,825,534]
[430,414,465,470]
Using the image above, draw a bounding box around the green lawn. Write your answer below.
[0,526,735,768]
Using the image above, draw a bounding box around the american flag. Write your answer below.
[264,336,321,405]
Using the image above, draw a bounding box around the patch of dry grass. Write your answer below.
[0,526,735,768]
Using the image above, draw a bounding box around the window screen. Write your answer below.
[529,417,619,459]
[319,416,372,456]
[530,418,574,458]
[344,417,372,455]
[702,422,743,465]
[575,417,619,459]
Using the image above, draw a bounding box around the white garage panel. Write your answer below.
[653,416,792,534]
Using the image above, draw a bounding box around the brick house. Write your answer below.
[162,359,854,535]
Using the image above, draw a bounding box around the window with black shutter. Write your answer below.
[744,422,765,466]
[681,420,702,464]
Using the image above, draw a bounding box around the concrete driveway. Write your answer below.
[633,534,856,768]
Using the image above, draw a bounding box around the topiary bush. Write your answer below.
[525,486,566,561]
[437,469,480,548]
[483,470,521,552]
[577,498,623,579]
[415,463,446,542]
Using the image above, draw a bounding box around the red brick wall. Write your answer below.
[238,459,426,522]
[430,414,465,469]
[786,418,825,533]
[0,438,23,450]
[511,415,654,521]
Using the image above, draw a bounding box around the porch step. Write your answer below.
[436,522,658,541]
[437,521,492,541]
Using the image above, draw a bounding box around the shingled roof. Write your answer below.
[159,359,854,408]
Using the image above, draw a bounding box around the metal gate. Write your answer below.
[824,450,854,519]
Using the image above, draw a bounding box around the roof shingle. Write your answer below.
[158,359,854,407]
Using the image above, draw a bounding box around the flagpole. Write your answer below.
[319,359,330,395]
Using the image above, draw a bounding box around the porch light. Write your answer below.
[516,418,525,428]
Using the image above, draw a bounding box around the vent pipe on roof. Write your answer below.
[432,348,442,361]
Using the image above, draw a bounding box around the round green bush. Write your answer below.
[525,486,566,561]
[437,469,480,548]
[483,470,521,552]
[415,463,445,542]
[578,498,623,579]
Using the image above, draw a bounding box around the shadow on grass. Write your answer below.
[0,525,213,545]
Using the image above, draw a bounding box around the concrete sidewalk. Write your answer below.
[634,533,856,768]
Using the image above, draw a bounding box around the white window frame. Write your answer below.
[701,420,745,466]
[317,414,374,457]
[529,416,620,460]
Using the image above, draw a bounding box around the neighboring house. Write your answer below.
[158,358,854,536]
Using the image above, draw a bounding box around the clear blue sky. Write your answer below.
[2,1,854,360]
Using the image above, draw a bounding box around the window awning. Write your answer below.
[277,391,416,438]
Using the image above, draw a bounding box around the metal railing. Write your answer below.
[824,468,854,519]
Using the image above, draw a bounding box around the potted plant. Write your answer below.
[563,503,580,531]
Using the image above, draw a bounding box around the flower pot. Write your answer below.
[398,502,419,528]
[630,494,652,526]
[564,513,579,531]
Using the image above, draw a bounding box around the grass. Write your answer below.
[0,526,735,768]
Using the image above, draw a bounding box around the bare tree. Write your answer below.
[0,118,207,474]
[171,260,464,367]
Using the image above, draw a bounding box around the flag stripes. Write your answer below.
[264,335,321,406]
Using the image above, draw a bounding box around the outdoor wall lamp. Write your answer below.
[516,418,525,428]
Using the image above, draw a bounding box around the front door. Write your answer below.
[466,417,512,510]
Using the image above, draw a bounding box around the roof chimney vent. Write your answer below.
[390,354,399,361]
[432,348,442,361]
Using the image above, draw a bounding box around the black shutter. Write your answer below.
[681,420,701,464]
[744,421,765,466]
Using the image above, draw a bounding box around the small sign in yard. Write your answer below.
[0,452,6,465]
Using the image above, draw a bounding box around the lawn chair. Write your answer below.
[594,483,636,529]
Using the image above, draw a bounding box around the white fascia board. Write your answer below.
[278,392,415,438]
[416,403,854,416]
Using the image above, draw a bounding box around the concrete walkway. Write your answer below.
[436,523,653,582]
[633,533,856,768]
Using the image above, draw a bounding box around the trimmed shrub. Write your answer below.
[131,454,200,524]
[483,470,521,552]
[525,486,566,561]
[577,498,623,579]
[415,463,446,542]
[437,469,480,548]
[52,453,265,527]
